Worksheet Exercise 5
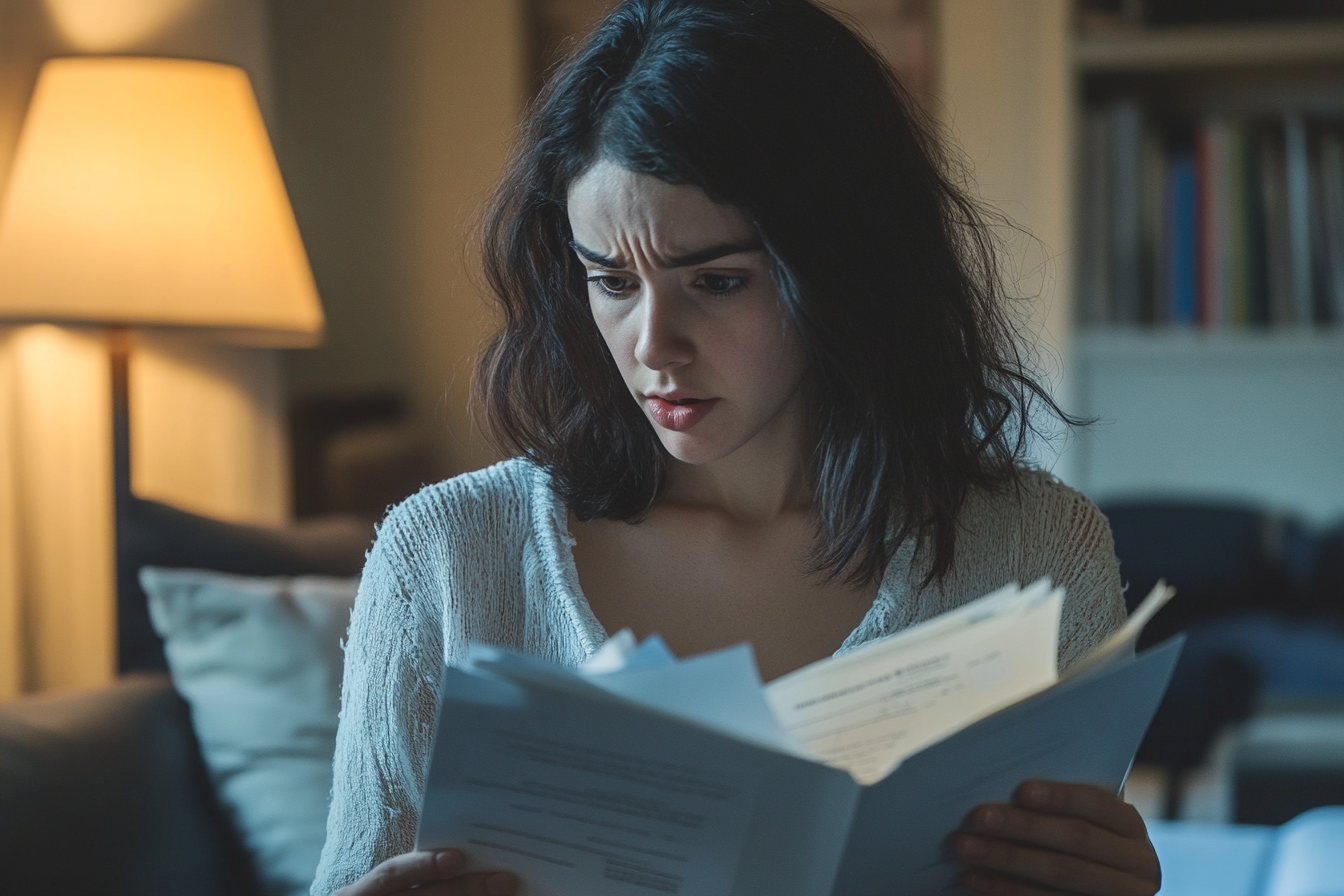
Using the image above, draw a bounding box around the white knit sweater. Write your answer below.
[311,458,1126,894]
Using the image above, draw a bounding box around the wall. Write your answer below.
[932,0,1078,477]
[276,0,529,483]
[533,1,930,98]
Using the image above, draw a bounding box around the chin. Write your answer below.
[654,430,736,466]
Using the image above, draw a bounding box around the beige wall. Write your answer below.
[278,0,528,481]
[395,0,529,477]
[933,0,1075,381]
[933,0,1076,469]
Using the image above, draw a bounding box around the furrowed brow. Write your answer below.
[664,242,764,267]
[569,240,620,267]
[569,239,764,269]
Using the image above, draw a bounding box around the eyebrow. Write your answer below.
[568,239,764,269]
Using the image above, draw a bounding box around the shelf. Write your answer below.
[1076,21,1344,73]
[1074,328,1344,362]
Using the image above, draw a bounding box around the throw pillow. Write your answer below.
[141,566,357,896]
[119,495,372,673]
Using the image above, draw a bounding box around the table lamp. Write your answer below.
[0,56,324,681]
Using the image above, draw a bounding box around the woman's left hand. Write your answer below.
[953,779,1161,896]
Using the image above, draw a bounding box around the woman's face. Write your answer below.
[568,159,807,467]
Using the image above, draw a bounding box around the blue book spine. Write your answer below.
[1168,152,1197,325]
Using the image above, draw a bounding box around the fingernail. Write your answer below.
[981,806,1006,831]
[959,834,988,859]
[435,849,464,872]
[486,872,518,895]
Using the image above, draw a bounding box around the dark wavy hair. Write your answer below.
[475,0,1073,586]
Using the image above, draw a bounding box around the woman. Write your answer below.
[314,1,1160,895]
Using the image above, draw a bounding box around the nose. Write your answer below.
[634,283,694,371]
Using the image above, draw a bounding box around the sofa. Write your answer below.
[0,672,260,896]
[0,494,372,896]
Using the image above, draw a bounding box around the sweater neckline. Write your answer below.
[526,462,907,665]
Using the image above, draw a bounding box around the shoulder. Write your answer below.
[956,467,1113,567]
[385,455,547,523]
[358,457,557,602]
[961,467,1101,532]
[952,468,1127,670]
[373,457,551,550]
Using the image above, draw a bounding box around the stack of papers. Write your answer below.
[417,579,1181,896]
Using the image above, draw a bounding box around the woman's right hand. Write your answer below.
[332,849,518,896]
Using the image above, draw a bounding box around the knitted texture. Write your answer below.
[311,459,1126,894]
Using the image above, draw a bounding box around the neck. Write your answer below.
[660,394,811,524]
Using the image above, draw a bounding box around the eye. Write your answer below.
[587,275,633,298]
[696,273,748,296]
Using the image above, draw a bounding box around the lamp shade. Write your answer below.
[0,57,323,346]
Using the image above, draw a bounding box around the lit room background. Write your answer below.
[3,0,1079,698]
[3,0,1340,773]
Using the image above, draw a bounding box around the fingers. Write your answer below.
[955,833,1157,896]
[960,801,1151,874]
[334,850,463,896]
[437,871,520,896]
[1013,781,1147,839]
[955,781,1161,896]
[962,867,1077,896]
[332,850,518,896]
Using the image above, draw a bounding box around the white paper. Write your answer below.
[584,642,802,754]
[581,630,677,674]
[418,668,767,896]
[764,579,1062,783]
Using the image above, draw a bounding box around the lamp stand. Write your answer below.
[109,327,132,505]
[109,326,134,673]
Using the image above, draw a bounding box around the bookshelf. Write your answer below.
[1075,21,1344,72]
[1066,15,1344,519]
[1076,19,1344,330]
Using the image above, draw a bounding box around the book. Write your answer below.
[1260,128,1294,327]
[415,580,1180,896]
[1284,114,1314,326]
[1111,101,1144,324]
[1167,149,1198,326]
[1141,126,1167,325]
[1199,118,1232,329]
[1226,123,1251,329]
[1319,131,1344,325]
[1242,129,1270,328]
[1078,109,1113,326]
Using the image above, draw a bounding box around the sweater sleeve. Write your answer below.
[309,492,448,895]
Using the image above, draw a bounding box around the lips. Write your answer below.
[646,395,719,431]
